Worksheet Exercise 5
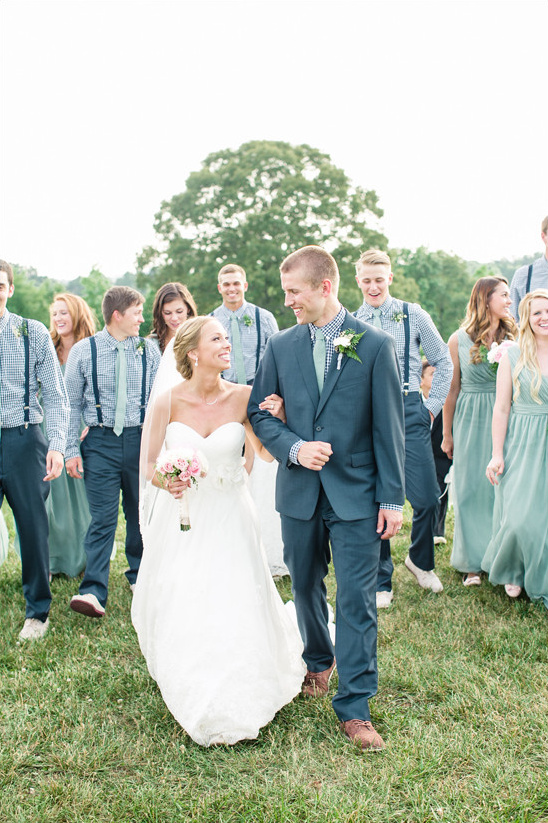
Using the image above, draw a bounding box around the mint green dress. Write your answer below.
[482,345,548,606]
[47,364,89,577]
[451,329,497,573]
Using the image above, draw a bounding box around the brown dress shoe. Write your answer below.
[340,719,385,750]
[301,659,336,697]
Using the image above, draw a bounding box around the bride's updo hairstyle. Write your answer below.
[173,316,214,380]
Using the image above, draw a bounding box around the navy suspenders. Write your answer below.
[525,264,533,295]
[22,320,30,427]
[254,306,261,376]
[89,336,103,426]
[139,343,147,425]
[402,303,410,396]
[89,336,147,428]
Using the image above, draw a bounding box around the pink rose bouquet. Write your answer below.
[155,448,208,531]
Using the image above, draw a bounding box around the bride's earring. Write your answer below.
[194,356,198,367]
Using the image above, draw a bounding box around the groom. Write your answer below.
[249,246,405,750]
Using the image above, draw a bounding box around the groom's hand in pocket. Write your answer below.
[297,441,333,471]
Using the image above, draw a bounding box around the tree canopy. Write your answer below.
[137,140,388,326]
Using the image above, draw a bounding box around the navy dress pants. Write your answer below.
[79,426,143,607]
[282,489,381,723]
[377,392,439,591]
[0,425,51,621]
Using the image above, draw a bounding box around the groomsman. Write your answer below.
[509,215,548,319]
[354,250,453,607]
[64,286,160,618]
[0,260,69,640]
[211,264,278,384]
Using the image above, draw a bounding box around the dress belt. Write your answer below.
[512,405,548,416]
[460,385,496,394]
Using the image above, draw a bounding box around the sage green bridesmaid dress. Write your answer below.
[47,363,89,577]
[482,345,548,606]
[450,328,498,573]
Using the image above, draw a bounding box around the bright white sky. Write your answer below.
[1,0,546,282]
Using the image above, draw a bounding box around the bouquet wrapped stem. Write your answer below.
[155,448,209,533]
[179,492,191,531]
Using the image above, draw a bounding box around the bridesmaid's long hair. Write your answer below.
[513,289,548,404]
[50,293,96,357]
[151,282,198,353]
[461,276,516,364]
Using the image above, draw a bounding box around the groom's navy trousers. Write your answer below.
[281,491,381,721]
[79,426,143,607]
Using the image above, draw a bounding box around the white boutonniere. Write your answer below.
[333,329,365,369]
[391,311,407,323]
[135,339,145,356]
[12,321,28,339]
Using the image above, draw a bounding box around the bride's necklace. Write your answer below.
[199,387,223,405]
[201,394,220,406]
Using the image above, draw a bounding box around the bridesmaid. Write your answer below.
[484,290,548,604]
[149,283,197,353]
[48,293,96,576]
[442,277,516,586]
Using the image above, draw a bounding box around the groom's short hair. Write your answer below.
[280,246,339,290]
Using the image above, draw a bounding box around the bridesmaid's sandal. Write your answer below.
[462,573,482,587]
[504,584,522,598]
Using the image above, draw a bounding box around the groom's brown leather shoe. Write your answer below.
[340,719,385,751]
[302,659,336,697]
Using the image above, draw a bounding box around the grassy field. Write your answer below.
[1,504,547,823]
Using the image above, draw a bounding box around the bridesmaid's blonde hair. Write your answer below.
[513,289,548,404]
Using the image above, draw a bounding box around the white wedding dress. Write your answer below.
[132,420,305,747]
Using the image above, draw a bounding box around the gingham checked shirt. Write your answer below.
[289,305,402,511]
[211,301,279,383]
[355,296,452,418]
[64,329,160,460]
[0,309,69,453]
[509,255,548,319]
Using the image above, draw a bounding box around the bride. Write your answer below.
[131,316,305,746]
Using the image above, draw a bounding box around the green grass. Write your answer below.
[1,503,548,823]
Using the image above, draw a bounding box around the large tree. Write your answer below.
[137,140,387,326]
[390,247,475,341]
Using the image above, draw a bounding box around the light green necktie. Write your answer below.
[313,328,326,393]
[230,314,247,385]
[113,342,127,436]
[372,308,383,329]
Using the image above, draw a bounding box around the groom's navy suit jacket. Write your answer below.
[248,311,405,521]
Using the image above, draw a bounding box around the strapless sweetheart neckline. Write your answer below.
[166,420,244,440]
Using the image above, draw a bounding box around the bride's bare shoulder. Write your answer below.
[223,383,251,406]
